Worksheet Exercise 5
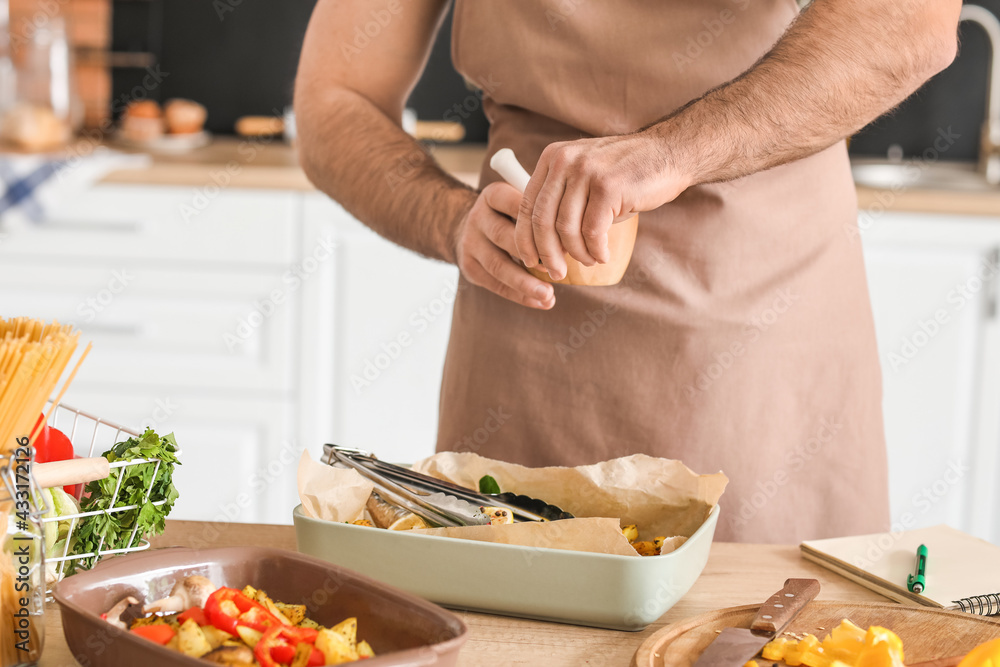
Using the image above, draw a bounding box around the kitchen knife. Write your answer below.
[693,578,821,667]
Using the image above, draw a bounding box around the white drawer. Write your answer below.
[0,262,298,393]
[0,185,299,265]
[54,389,300,525]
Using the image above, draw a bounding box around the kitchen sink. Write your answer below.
[851,160,999,192]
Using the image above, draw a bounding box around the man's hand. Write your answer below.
[456,182,557,310]
[514,131,689,283]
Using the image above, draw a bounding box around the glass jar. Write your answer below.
[0,1,16,117]
[1,443,45,667]
[1,9,80,151]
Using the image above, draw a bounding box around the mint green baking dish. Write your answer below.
[293,504,719,631]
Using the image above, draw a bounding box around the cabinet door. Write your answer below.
[303,195,459,464]
[56,390,300,525]
[0,263,298,393]
[861,213,1000,544]
[0,185,300,266]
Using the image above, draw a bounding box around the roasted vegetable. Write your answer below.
[118,581,375,665]
[177,619,213,658]
[365,491,429,530]
[202,644,255,665]
[316,627,357,664]
[480,506,513,525]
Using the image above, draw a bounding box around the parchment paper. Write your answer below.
[297,451,374,522]
[297,450,727,557]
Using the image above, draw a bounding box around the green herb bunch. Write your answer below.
[66,429,180,574]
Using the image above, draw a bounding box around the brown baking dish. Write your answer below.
[52,546,467,666]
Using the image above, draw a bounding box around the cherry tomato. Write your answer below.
[32,414,80,497]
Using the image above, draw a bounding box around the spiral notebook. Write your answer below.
[800,525,1000,608]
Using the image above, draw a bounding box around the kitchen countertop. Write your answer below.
[40,520,890,667]
[99,138,485,191]
[97,138,1000,218]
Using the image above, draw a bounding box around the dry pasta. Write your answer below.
[1,317,88,665]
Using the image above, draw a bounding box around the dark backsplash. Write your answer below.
[110,0,489,139]
[111,0,992,159]
[846,0,995,162]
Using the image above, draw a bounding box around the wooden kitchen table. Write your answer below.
[39,520,889,667]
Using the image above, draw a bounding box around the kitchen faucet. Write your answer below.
[962,4,1000,185]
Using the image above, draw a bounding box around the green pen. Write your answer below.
[907,544,928,593]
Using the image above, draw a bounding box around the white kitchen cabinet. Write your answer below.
[0,184,310,524]
[0,183,457,523]
[860,212,1000,545]
[302,195,459,465]
[0,263,298,393]
[4,186,300,265]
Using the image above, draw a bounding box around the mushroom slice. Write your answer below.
[103,595,140,630]
[202,644,256,665]
[144,575,218,614]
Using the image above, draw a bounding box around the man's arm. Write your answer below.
[295,0,555,309]
[514,0,963,281]
[295,0,462,263]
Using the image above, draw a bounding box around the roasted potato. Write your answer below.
[316,627,359,664]
[201,626,233,650]
[234,625,262,649]
[331,617,357,647]
[177,618,213,658]
[276,602,307,625]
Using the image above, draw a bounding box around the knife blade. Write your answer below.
[693,578,821,667]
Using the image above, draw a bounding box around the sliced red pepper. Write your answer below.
[204,587,282,636]
[177,606,208,626]
[131,624,177,645]
[238,604,281,633]
[254,626,321,667]
[269,643,296,664]
[306,646,325,666]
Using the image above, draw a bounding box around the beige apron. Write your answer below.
[437,0,890,543]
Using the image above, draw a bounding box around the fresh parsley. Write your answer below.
[66,429,180,574]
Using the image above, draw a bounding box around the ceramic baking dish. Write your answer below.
[294,503,720,631]
[52,546,468,666]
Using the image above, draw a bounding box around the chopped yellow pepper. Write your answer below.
[763,636,791,661]
[959,638,1000,667]
[755,620,905,667]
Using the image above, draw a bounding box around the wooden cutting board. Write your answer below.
[632,601,1000,667]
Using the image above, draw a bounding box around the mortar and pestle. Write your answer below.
[489,148,639,286]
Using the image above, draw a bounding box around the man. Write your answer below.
[295,0,961,542]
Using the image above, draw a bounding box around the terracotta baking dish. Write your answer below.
[52,546,467,666]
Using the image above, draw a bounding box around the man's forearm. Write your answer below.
[650,0,961,187]
[297,87,475,264]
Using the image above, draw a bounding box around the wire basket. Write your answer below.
[39,403,175,583]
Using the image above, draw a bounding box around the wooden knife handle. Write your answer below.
[34,457,110,490]
[750,578,821,635]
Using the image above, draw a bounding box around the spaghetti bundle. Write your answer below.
[1,317,89,665]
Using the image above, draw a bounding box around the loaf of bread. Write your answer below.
[120,100,164,142]
[163,99,207,135]
[235,115,284,137]
[0,103,71,151]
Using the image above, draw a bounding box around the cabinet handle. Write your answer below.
[986,246,999,320]
[79,322,146,338]
[43,219,146,234]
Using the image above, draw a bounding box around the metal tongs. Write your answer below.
[322,444,573,528]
